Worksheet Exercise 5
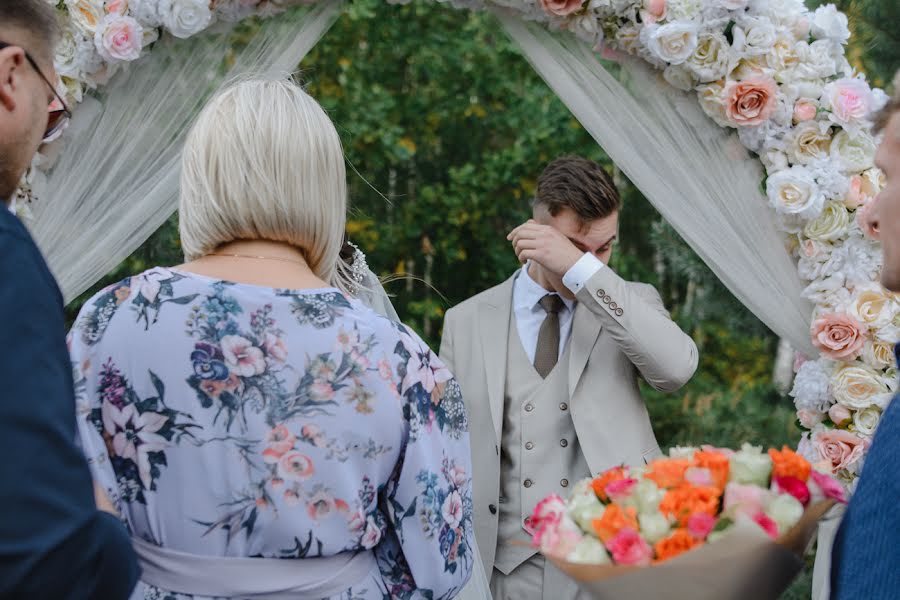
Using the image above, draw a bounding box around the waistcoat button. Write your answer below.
[525,442,534,450]
[524,404,534,412]
[560,439,568,448]
[524,479,533,488]
[489,504,497,515]
[559,402,568,411]
[560,479,569,487]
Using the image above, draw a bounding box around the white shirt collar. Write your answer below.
[515,262,575,313]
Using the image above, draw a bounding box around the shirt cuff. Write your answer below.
[563,253,604,294]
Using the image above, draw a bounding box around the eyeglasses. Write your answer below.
[0,42,71,142]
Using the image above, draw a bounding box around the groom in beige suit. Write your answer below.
[439,156,698,599]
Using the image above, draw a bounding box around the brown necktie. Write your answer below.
[534,294,565,378]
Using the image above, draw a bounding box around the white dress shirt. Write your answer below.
[512,253,604,363]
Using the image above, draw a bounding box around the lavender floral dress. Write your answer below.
[69,267,474,600]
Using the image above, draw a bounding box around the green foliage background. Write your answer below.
[66,2,899,596]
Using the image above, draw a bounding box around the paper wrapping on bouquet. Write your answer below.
[545,501,835,600]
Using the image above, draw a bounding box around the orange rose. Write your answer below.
[644,458,691,489]
[659,486,721,526]
[692,451,730,491]
[768,446,811,482]
[654,528,702,563]
[591,467,627,502]
[592,504,639,543]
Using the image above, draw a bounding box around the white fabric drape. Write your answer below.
[497,13,815,356]
[29,0,343,303]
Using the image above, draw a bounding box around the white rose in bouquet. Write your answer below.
[159,0,214,39]
[638,511,672,544]
[663,64,697,92]
[632,479,666,514]
[567,480,607,531]
[848,284,897,331]
[794,40,840,80]
[766,165,826,221]
[767,36,801,82]
[130,0,164,27]
[732,17,777,56]
[645,22,700,66]
[861,339,896,370]
[696,82,731,127]
[666,0,702,21]
[811,4,850,43]
[566,536,611,564]
[728,443,772,487]
[801,275,850,311]
[765,493,804,536]
[56,25,102,80]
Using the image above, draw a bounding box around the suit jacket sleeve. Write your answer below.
[575,266,698,392]
[0,217,140,599]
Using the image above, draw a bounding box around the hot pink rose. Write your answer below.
[824,78,873,128]
[723,483,765,517]
[605,478,638,503]
[723,76,778,127]
[813,429,868,473]
[773,476,811,506]
[753,513,779,539]
[540,0,585,17]
[685,467,715,487]
[828,404,852,427]
[605,527,653,566]
[687,513,717,540]
[810,313,867,360]
[793,100,818,123]
[640,0,667,23]
[94,15,142,63]
[528,495,567,536]
[808,470,847,504]
[857,200,880,240]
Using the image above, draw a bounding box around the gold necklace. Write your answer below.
[209,253,308,265]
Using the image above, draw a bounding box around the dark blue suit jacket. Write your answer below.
[830,346,900,599]
[0,208,139,598]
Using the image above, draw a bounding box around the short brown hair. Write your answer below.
[534,156,620,225]
[874,71,900,135]
[0,0,59,61]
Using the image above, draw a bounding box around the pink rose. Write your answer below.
[94,15,142,63]
[641,0,667,23]
[773,476,811,506]
[685,467,715,487]
[753,513,779,539]
[793,100,818,123]
[605,478,638,503]
[845,175,865,210]
[528,495,567,536]
[687,513,717,540]
[534,515,583,557]
[723,76,778,127]
[808,470,847,504]
[828,404,852,427]
[813,429,868,473]
[605,527,653,566]
[824,78,873,128]
[723,483,765,518]
[798,409,824,429]
[810,313,867,361]
[857,200,880,240]
[540,0,585,17]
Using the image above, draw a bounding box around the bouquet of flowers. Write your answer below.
[528,444,845,600]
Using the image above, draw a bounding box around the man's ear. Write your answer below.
[0,47,25,113]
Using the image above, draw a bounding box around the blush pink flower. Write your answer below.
[221,335,266,377]
[528,494,567,536]
[684,467,715,487]
[605,478,639,503]
[264,333,288,362]
[723,483,765,518]
[687,513,717,540]
[812,429,868,473]
[723,76,778,127]
[797,409,824,429]
[824,78,873,128]
[753,513,779,539]
[540,0,585,17]
[808,470,847,504]
[845,175,865,209]
[773,476,811,506]
[640,0,667,23]
[793,100,818,123]
[94,15,142,63]
[810,313,867,361]
[605,527,653,566]
[828,404,852,427]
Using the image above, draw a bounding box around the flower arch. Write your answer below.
[29,0,893,496]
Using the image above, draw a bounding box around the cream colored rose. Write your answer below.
[616,25,642,56]
[848,284,897,330]
[803,201,850,242]
[785,121,832,165]
[730,55,770,80]
[638,511,672,544]
[831,130,877,173]
[696,81,730,127]
[767,166,825,220]
[66,0,105,34]
[687,32,731,83]
[861,339,896,370]
[765,493,804,535]
[852,406,881,437]
[767,36,800,81]
[566,536,611,565]
[566,480,606,532]
[831,364,890,410]
[729,443,773,487]
[647,22,700,66]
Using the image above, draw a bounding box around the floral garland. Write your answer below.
[37,0,893,492]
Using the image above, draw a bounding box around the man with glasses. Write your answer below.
[0,1,138,598]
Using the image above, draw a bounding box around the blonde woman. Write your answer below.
[69,78,474,600]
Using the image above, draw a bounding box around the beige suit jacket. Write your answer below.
[439,266,698,573]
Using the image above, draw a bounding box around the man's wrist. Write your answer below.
[562,253,604,294]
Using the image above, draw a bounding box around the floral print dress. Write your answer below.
[69,267,474,600]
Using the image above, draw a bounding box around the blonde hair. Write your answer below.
[179,76,351,291]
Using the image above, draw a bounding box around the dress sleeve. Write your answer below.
[380,324,475,600]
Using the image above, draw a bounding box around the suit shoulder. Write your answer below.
[446,279,511,321]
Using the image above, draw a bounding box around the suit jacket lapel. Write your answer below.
[478,276,515,443]
[568,302,602,399]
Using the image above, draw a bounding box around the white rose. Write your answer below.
[861,339,896,370]
[666,0,702,20]
[668,446,698,460]
[848,284,897,331]
[765,493,804,536]
[876,319,900,345]
[766,166,826,221]
[632,479,665,514]
[784,120,832,166]
[56,25,102,79]
[804,201,850,242]
[794,40,839,80]
[761,148,789,173]
[566,536,611,564]
[811,4,850,43]
[766,36,801,82]
[663,64,696,92]
[696,81,731,127]
[158,0,213,39]
[838,235,883,289]
[830,130,877,174]
[638,511,672,544]
[728,443,773,487]
[831,364,890,410]
[686,32,731,83]
[94,15,143,63]
[852,406,881,437]
[733,17,777,56]
[566,485,606,532]
[752,0,806,24]
[129,0,164,27]
[801,275,850,310]
[65,0,105,34]
[645,22,700,66]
